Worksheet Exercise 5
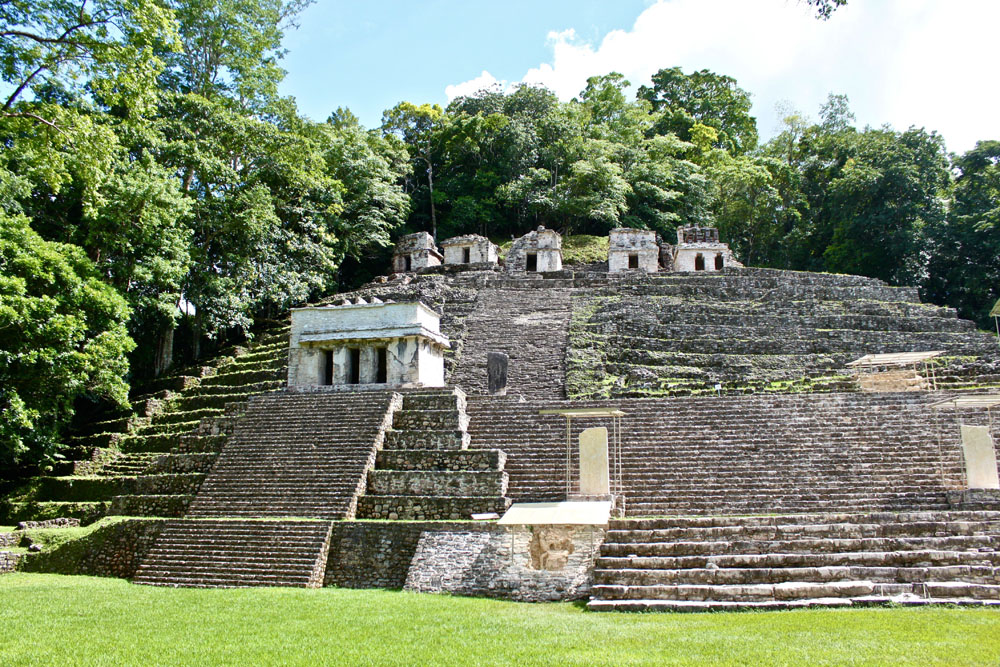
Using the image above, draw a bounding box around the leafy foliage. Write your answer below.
[0,212,132,466]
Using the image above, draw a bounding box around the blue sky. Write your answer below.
[279,0,650,126]
[279,0,999,153]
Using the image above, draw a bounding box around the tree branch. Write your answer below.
[2,112,63,132]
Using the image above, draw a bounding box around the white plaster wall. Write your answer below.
[673,245,734,272]
[288,347,324,386]
[417,340,446,386]
[536,249,562,272]
[291,302,442,344]
[442,240,499,265]
[608,249,659,273]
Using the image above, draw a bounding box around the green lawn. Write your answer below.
[2,574,999,666]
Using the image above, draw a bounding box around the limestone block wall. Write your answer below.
[441,235,499,266]
[324,521,601,601]
[506,226,562,273]
[608,228,659,273]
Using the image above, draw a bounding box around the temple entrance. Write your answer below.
[526,253,538,272]
[628,254,639,269]
[376,347,388,383]
[694,254,705,271]
[348,348,361,384]
[715,254,724,270]
[323,350,334,385]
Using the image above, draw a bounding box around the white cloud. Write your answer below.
[445,70,507,101]
[445,0,1000,153]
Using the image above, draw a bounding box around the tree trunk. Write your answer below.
[426,156,437,242]
[154,327,175,377]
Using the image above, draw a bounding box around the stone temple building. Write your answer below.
[505,226,562,273]
[664,225,742,272]
[608,228,660,273]
[8,220,1000,612]
[391,232,442,273]
[287,300,449,389]
[440,234,499,268]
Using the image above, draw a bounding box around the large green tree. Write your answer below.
[924,141,1000,327]
[0,212,133,466]
[638,67,758,157]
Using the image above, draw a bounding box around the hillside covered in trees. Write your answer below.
[1,0,998,469]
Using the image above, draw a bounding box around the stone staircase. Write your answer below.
[356,388,510,520]
[1,323,289,525]
[588,511,1000,610]
[567,268,1000,398]
[132,519,332,588]
[186,391,401,519]
[466,392,994,516]
[446,286,572,399]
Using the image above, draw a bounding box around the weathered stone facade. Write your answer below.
[440,234,499,267]
[505,226,562,273]
[608,228,659,273]
[664,225,742,272]
[323,521,601,601]
[391,232,442,273]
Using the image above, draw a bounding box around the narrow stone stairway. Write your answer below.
[356,388,510,520]
[588,511,1000,611]
[133,519,332,588]
[186,391,401,519]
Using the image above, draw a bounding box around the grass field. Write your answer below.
[2,573,999,666]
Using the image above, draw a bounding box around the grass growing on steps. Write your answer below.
[2,574,1000,666]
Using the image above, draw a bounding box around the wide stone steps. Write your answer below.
[593,565,1000,587]
[465,392,986,515]
[589,510,1000,611]
[133,519,331,588]
[596,549,1000,571]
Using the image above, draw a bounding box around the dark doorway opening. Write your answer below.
[715,254,724,270]
[349,348,361,384]
[695,254,705,271]
[526,253,538,272]
[462,247,471,263]
[404,256,412,272]
[628,254,639,269]
[376,347,388,383]
[323,350,334,385]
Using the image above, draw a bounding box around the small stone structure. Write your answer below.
[664,226,741,272]
[506,226,562,273]
[288,301,449,388]
[440,234,499,267]
[608,228,660,273]
[391,232,442,273]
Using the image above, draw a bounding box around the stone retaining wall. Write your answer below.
[0,551,21,572]
[18,519,166,579]
[324,521,602,601]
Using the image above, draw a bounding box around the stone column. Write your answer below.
[332,346,350,385]
[359,346,378,384]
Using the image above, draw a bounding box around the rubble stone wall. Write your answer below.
[324,521,601,601]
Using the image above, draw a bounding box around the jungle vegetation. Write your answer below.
[1,0,996,466]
